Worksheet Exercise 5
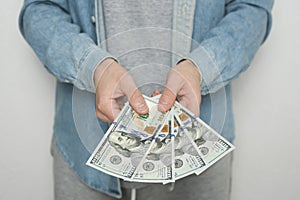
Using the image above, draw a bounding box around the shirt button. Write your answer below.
[91,15,96,23]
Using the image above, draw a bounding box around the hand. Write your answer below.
[158,59,201,115]
[94,58,149,122]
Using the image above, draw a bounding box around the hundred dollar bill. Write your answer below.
[173,114,206,180]
[112,95,169,140]
[174,102,235,175]
[132,113,174,183]
[86,96,170,180]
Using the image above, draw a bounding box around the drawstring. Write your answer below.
[168,182,175,191]
[129,183,174,200]
[131,188,136,200]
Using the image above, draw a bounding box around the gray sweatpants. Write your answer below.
[52,141,233,200]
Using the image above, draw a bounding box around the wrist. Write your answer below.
[187,60,201,78]
[178,59,201,80]
[94,58,117,87]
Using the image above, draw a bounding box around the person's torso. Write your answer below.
[53,0,234,197]
[103,0,173,96]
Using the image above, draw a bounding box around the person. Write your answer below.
[19,0,273,200]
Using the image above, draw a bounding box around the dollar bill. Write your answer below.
[174,102,235,175]
[86,96,170,180]
[173,114,206,180]
[87,96,235,183]
[112,95,169,140]
[132,113,174,183]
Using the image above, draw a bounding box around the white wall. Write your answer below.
[0,1,299,200]
[0,1,55,199]
[231,1,300,199]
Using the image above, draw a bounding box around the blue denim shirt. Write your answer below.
[19,0,273,198]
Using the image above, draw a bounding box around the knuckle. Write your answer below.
[96,104,103,112]
[102,118,111,123]
[96,111,110,122]
[95,110,102,118]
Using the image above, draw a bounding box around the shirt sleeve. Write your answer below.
[187,0,274,95]
[19,0,114,93]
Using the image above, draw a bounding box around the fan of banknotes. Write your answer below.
[86,95,235,184]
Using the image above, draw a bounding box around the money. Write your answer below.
[174,102,235,175]
[173,115,206,180]
[86,96,170,180]
[113,96,169,140]
[86,96,235,183]
[132,114,173,183]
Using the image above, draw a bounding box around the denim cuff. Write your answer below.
[187,46,220,95]
[75,46,116,93]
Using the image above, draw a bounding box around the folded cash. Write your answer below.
[86,96,235,183]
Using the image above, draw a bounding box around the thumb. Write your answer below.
[159,71,184,112]
[119,73,149,114]
[158,87,177,113]
[159,68,184,112]
[129,89,149,114]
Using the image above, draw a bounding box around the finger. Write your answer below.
[96,99,122,122]
[128,89,149,114]
[175,72,201,116]
[158,87,177,112]
[189,86,201,116]
[96,110,111,122]
[151,90,161,97]
[116,97,125,110]
[159,69,185,112]
[111,107,122,121]
[120,74,149,114]
[179,97,200,116]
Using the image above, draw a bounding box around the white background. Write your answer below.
[1,1,299,200]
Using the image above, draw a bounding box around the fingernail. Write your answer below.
[135,102,147,111]
[160,101,168,105]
